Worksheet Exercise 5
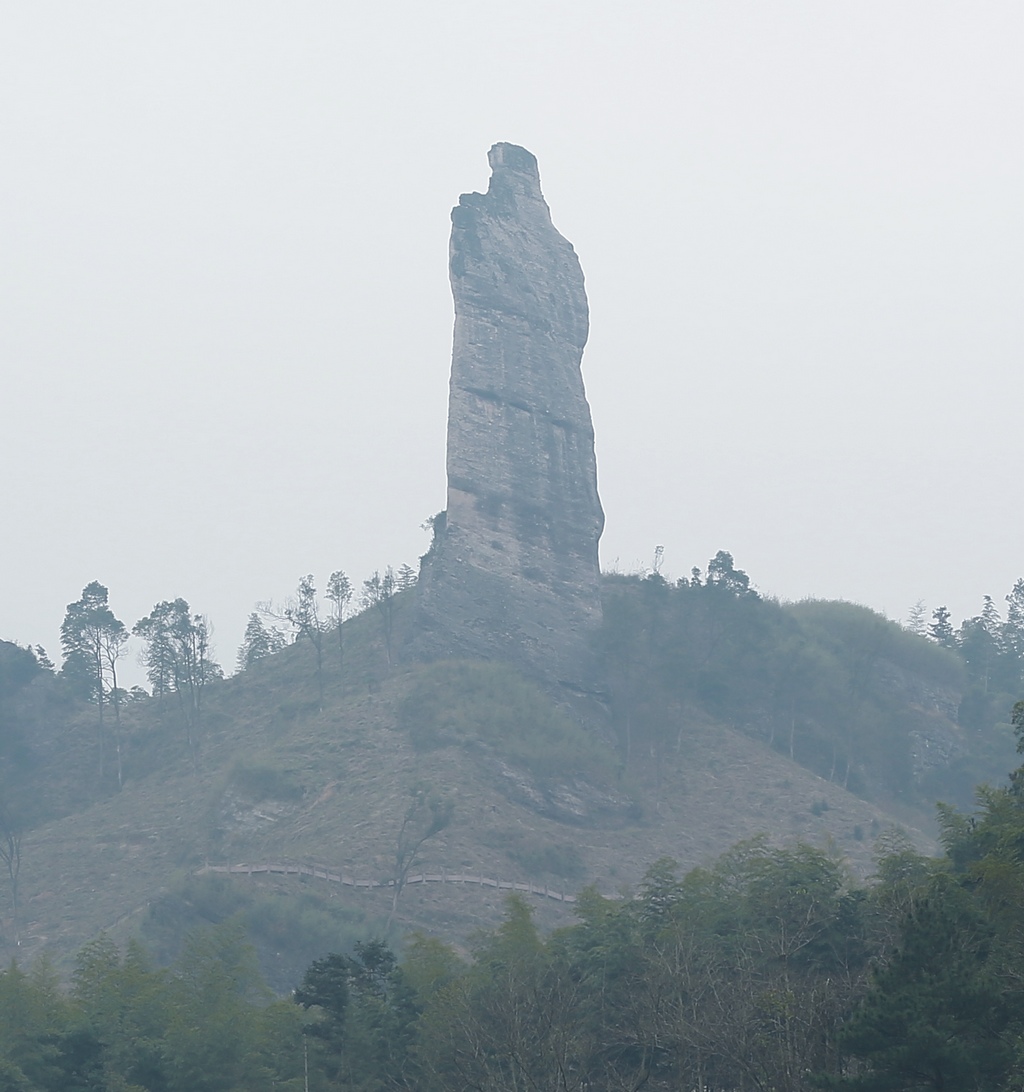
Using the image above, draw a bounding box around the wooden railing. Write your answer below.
[196,861,577,903]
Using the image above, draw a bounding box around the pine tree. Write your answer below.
[905,600,927,636]
[928,605,956,648]
[236,613,285,672]
[1002,578,1024,659]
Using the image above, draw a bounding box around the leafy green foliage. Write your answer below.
[228,759,304,803]
[599,559,983,802]
[133,599,222,774]
[836,874,1013,1091]
[59,582,126,705]
[415,845,869,1092]
[389,783,455,926]
[140,874,380,995]
[399,661,616,782]
[0,643,49,811]
[59,582,130,786]
[0,640,114,832]
[235,612,286,672]
[0,926,305,1092]
[7,749,1024,1092]
[362,567,399,667]
[296,940,420,1090]
[505,839,585,882]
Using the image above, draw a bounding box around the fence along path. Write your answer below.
[196,861,577,904]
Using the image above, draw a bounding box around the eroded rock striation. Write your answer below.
[414,143,604,685]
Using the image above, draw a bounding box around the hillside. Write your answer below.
[2,566,1016,989]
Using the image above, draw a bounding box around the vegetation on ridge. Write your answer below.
[599,553,1016,806]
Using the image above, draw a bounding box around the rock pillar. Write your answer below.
[414,143,604,686]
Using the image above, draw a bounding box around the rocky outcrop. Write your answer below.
[413,143,604,686]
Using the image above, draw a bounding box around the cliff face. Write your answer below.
[414,143,604,686]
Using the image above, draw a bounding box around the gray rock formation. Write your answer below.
[414,143,604,685]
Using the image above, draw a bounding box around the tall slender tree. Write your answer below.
[287,576,327,710]
[325,570,353,671]
[959,596,1003,694]
[133,601,177,701]
[60,582,128,782]
[1005,579,1024,650]
[928,605,956,648]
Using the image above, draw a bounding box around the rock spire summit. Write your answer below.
[414,143,604,685]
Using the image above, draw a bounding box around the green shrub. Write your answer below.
[399,661,616,783]
[229,761,303,802]
[141,874,379,994]
[507,841,585,881]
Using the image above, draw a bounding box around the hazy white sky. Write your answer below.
[3,1,1022,681]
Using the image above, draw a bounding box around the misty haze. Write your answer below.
[2,5,1024,1090]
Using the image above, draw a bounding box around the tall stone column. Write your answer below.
[414,143,604,687]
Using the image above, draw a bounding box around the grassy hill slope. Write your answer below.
[5,585,969,988]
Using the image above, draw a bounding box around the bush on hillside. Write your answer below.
[398,661,616,783]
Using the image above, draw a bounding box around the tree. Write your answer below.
[997,577,1024,695]
[836,874,1013,1091]
[421,897,596,1092]
[133,600,221,770]
[705,549,756,597]
[31,647,54,672]
[0,642,43,771]
[1003,578,1024,659]
[959,596,1003,695]
[0,958,72,1090]
[164,920,269,1092]
[0,803,22,948]
[928,605,956,649]
[296,951,350,1029]
[325,570,353,671]
[389,783,453,928]
[70,935,170,1091]
[286,575,327,710]
[905,600,927,636]
[59,582,129,783]
[99,618,129,790]
[235,612,286,672]
[60,582,107,701]
[132,600,177,701]
[362,567,398,667]
[297,942,417,1090]
[623,843,868,1092]
[295,951,350,1080]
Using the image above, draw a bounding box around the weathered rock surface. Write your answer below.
[413,143,604,686]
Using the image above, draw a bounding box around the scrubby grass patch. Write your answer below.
[399,661,616,783]
[228,760,304,803]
